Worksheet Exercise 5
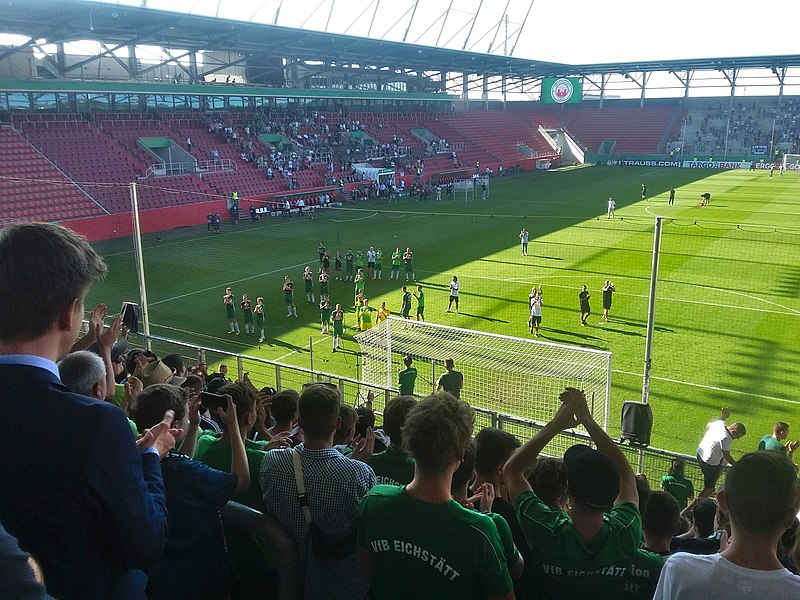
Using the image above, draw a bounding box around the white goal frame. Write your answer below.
[782,154,800,171]
[355,317,612,429]
[451,178,475,202]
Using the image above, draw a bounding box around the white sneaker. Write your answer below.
[445,309,451,313]
[455,310,459,314]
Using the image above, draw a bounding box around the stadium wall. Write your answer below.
[61,198,227,242]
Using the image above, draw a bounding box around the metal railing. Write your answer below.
[137,331,706,495]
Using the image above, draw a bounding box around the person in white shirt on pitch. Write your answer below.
[446,276,460,313]
[607,197,616,219]
[696,407,746,498]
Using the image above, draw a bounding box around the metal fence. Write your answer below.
[141,331,708,495]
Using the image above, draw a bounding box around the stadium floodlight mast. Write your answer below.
[355,317,612,429]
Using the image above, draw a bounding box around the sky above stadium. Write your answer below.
[86,0,800,65]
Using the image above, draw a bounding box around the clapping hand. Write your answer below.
[467,482,496,513]
[350,427,375,462]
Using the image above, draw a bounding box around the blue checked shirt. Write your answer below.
[261,444,376,600]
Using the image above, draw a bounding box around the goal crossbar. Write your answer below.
[355,317,612,429]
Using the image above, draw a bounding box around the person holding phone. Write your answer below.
[131,384,250,600]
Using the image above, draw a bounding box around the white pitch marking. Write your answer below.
[149,261,310,306]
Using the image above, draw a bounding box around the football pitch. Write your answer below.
[88,165,800,457]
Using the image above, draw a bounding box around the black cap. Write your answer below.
[564,444,620,510]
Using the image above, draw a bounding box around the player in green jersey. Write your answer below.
[401,286,412,319]
[413,285,425,321]
[320,295,331,334]
[355,250,365,275]
[403,247,415,281]
[332,303,344,351]
[354,268,366,307]
[254,296,265,342]
[374,248,384,280]
[223,287,240,334]
[282,276,297,317]
[345,248,355,281]
[390,247,401,280]
[319,270,330,298]
[241,293,254,335]
[303,266,314,304]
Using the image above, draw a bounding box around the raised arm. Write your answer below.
[573,389,638,507]
[217,395,251,494]
[505,391,580,505]
[97,315,122,402]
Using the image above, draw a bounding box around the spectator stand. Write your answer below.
[131,329,709,502]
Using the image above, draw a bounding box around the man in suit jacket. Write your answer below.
[0,223,176,600]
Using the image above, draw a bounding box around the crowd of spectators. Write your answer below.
[676,100,800,156]
[5,221,800,599]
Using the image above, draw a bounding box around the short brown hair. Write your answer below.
[271,389,300,424]
[218,382,257,427]
[402,392,474,477]
[0,223,106,341]
[724,451,797,534]
[298,383,341,439]
[474,427,520,476]
[383,396,417,446]
[130,384,188,433]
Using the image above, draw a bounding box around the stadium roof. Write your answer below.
[3,0,800,80]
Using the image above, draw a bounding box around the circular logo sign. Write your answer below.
[551,78,574,103]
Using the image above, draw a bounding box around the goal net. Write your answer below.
[782,154,800,171]
[452,178,475,202]
[355,317,612,429]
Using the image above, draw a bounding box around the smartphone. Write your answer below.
[200,391,227,412]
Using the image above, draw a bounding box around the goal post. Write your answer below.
[355,317,612,430]
[452,178,475,202]
[782,154,800,171]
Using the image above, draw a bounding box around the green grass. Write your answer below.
[87,166,800,457]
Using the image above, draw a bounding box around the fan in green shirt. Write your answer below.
[757,422,795,459]
[505,388,642,600]
[398,355,418,396]
[367,395,418,486]
[358,394,513,600]
[193,382,293,597]
[659,458,694,509]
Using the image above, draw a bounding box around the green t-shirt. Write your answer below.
[487,512,521,577]
[660,474,694,509]
[375,251,384,267]
[416,291,425,311]
[621,549,663,600]
[398,367,417,396]
[194,434,278,587]
[437,370,463,399]
[516,490,641,600]
[345,251,354,267]
[392,252,401,267]
[758,434,786,454]
[402,291,412,313]
[358,485,513,600]
[368,445,416,487]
